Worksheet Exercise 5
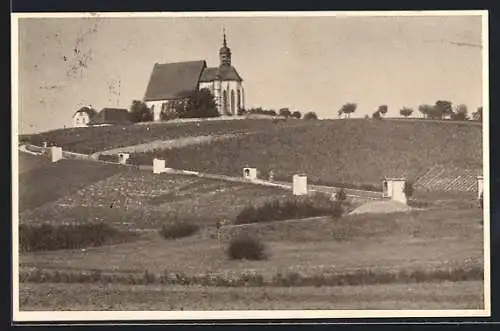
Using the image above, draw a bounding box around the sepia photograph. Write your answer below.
[12,10,490,321]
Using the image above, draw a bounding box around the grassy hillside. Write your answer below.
[19,169,293,228]
[20,119,306,154]
[130,119,482,190]
[19,155,127,212]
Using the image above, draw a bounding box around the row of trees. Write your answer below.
[336,101,482,121]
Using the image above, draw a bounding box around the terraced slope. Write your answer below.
[20,170,292,229]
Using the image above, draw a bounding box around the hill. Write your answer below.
[19,154,127,212]
[128,119,482,191]
[20,119,307,155]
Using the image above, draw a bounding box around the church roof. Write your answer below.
[144,60,207,101]
[200,65,243,82]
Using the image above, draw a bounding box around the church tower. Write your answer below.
[219,30,232,66]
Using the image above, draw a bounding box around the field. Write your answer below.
[16,118,485,312]
[20,281,483,311]
[128,119,482,190]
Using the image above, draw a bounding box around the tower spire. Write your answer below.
[219,27,231,66]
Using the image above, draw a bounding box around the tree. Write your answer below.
[182,88,220,118]
[78,106,98,117]
[472,106,483,121]
[434,100,453,119]
[400,107,413,117]
[418,104,435,119]
[279,108,291,118]
[291,111,302,119]
[129,100,153,122]
[303,112,318,120]
[378,105,388,116]
[339,103,357,119]
[372,110,382,120]
[451,104,469,121]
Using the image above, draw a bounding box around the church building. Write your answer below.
[143,31,245,120]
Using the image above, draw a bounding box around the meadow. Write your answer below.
[128,119,482,190]
[16,119,485,311]
[20,119,307,155]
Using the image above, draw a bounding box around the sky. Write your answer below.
[14,12,485,134]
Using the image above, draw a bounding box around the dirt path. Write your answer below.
[99,133,245,155]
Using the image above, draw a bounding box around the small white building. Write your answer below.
[383,177,407,204]
[293,174,308,196]
[72,106,97,127]
[243,167,258,180]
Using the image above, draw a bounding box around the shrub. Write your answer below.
[403,181,415,199]
[159,220,199,239]
[227,233,267,260]
[336,188,347,203]
[234,195,343,225]
[19,222,131,252]
[98,154,119,163]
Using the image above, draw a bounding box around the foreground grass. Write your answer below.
[131,120,482,189]
[20,208,483,278]
[19,281,484,310]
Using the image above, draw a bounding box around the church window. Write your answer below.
[237,89,241,111]
[230,90,235,114]
[223,90,228,114]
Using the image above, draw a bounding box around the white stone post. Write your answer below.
[50,146,63,163]
[293,174,308,196]
[383,178,407,204]
[153,158,166,174]
[477,176,484,199]
[243,167,258,180]
[118,153,130,165]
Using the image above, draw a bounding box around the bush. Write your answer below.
[19,222,131,252]
[227,233,267,260]
[403,181,414,199]
[234,195,343,225]
[98,154,119,163]
[159,220,199,239]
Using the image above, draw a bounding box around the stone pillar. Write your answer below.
[293,174,308,196]
[477,176,484,199]
[243,167,258,180]
[153,158,166,174]
[118,153,130,165]
[50,146,63,163]
[383,178,407,204]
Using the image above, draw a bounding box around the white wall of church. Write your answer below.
[73,112,90,127]
[220,81,244,115]
[145,100,164,122]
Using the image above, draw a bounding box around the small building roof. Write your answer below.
[88,108,131,125]
[200,65,243,82]
[143,60,207,102]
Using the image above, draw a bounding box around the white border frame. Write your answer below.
[11,10,490,322]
